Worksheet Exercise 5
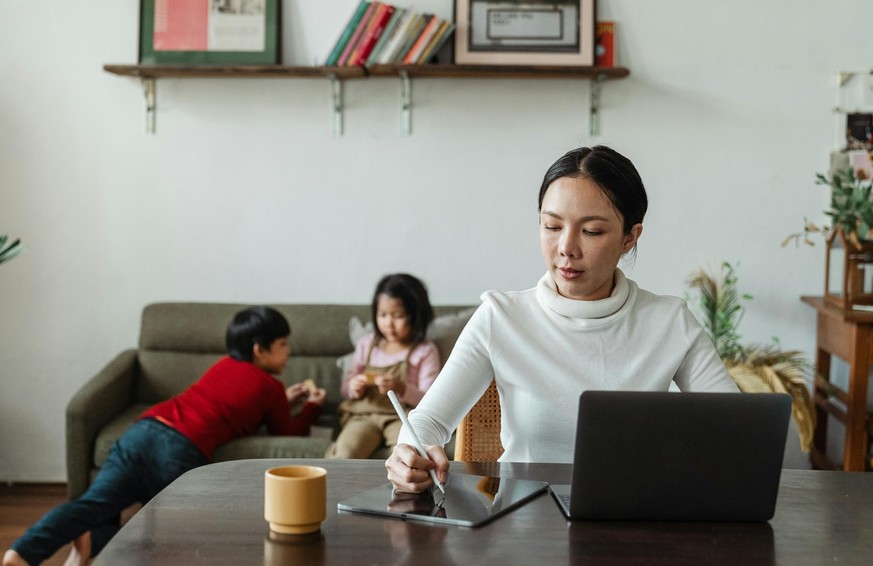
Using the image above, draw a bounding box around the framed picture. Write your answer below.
[454,0,595,66]
[139,0,280,65]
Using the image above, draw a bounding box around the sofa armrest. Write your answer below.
[66,349,138,498]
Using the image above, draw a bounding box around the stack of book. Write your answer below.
[325,1,455,67]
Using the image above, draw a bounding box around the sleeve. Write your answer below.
[673,304,740,393]
[398,341,440,407]
[263,380,323,436]
[399,302,496,448]
[340,334,372,399]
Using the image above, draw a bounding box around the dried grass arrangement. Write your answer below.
[687,262,815,452]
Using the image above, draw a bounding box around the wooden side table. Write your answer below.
[801,296,873,471]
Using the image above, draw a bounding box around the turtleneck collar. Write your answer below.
[536,269,630,320]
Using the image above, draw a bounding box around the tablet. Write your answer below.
[337,473,547,528]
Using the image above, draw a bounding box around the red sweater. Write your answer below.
[140,356,322,460]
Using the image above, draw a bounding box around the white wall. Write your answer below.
[1,0,868,481]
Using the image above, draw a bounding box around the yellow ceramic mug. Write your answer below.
[264,465,327,534]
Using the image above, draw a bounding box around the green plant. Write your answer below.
[687,262,815,452]
[783,167,873,249]
[0,233,22,265]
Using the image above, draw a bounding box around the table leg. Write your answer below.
[844,325,871,471]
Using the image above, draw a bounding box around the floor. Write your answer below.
[0,483,72,566]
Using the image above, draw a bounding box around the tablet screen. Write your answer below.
[337,473,547,527]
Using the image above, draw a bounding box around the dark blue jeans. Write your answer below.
[12,418,207,565]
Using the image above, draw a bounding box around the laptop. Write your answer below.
[549,391,791,522]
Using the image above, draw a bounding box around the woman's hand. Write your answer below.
[385,443,449,493]
[347,374,369,399]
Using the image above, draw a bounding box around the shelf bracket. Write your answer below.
[328,74,343,137]
[400,71,412,136]
[142,78,156,134]
[589,73,606,136]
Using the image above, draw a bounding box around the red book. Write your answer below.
[338,1,378,67]
[595,21,615,67]
[348,4,396,66]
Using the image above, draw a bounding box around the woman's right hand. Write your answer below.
[385,443,449,493]
[347,374,369,399]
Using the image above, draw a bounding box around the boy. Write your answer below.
[3,306,326,566]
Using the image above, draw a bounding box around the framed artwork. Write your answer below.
[454,0,595,66]
[139,0,280,65]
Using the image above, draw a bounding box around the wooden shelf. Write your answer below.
[103,63,630,136]
[103,63,628,80]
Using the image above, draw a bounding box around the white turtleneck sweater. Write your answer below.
[399,270,739,464]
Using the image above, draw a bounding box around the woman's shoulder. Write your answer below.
[630,283,691,315]
[479,286,537,309]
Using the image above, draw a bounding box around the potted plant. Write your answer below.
[783,167,873,249]
[687,262,815,452]
[0,233,22,265]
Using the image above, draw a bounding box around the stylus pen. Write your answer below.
[387,390,446,494]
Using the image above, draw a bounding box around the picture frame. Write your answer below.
[139,0,280,65]
[453,0,595,66]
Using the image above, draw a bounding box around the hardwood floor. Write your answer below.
[0,483,72,565]
[0,484,141,565]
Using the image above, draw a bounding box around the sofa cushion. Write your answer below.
[94,405,338,468]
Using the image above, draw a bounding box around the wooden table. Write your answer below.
[802,296,873,471]
[93,459,873,565]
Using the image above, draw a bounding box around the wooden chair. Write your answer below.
[454,380,504,462]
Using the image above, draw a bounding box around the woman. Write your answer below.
[385,145,738,493]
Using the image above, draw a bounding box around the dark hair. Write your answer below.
[226,306,291,362]
[371,273,434,345]
[537,145,648,234]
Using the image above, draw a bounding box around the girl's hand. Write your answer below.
[285,383,309,405]
[385,443,449,493]
[348,374,369,399]
[375,374,403,395]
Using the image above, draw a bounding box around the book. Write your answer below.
[595,21,615,67]
[403,15,441,64]
[348,3,396,66]
[337,1,379,66]
[325,0,370,66]
[391,13,428,64]
[377,10,418,64]
[365,7,406,66]
[418,21,455,64]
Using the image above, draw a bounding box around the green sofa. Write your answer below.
[66,302,475,498]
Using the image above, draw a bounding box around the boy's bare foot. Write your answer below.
[2,550,30,566]
[62,532,91,566]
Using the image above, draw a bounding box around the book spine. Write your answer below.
[325,0,370,66]
[365,8,405,67]
[418,21,454,64]
[392,14,427,64]
[377,10,416,64]
[337,1,378,67]
[349,4,395,66]
[403,15,440,64]
[595,21,615,67]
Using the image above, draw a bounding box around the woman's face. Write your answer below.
[539,176,642,301]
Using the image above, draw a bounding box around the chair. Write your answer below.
[454,380,504,462]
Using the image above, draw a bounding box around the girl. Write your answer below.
[327,273,440,459]
[386,146,739,493]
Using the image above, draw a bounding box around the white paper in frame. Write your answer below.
[454,0,595,66]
